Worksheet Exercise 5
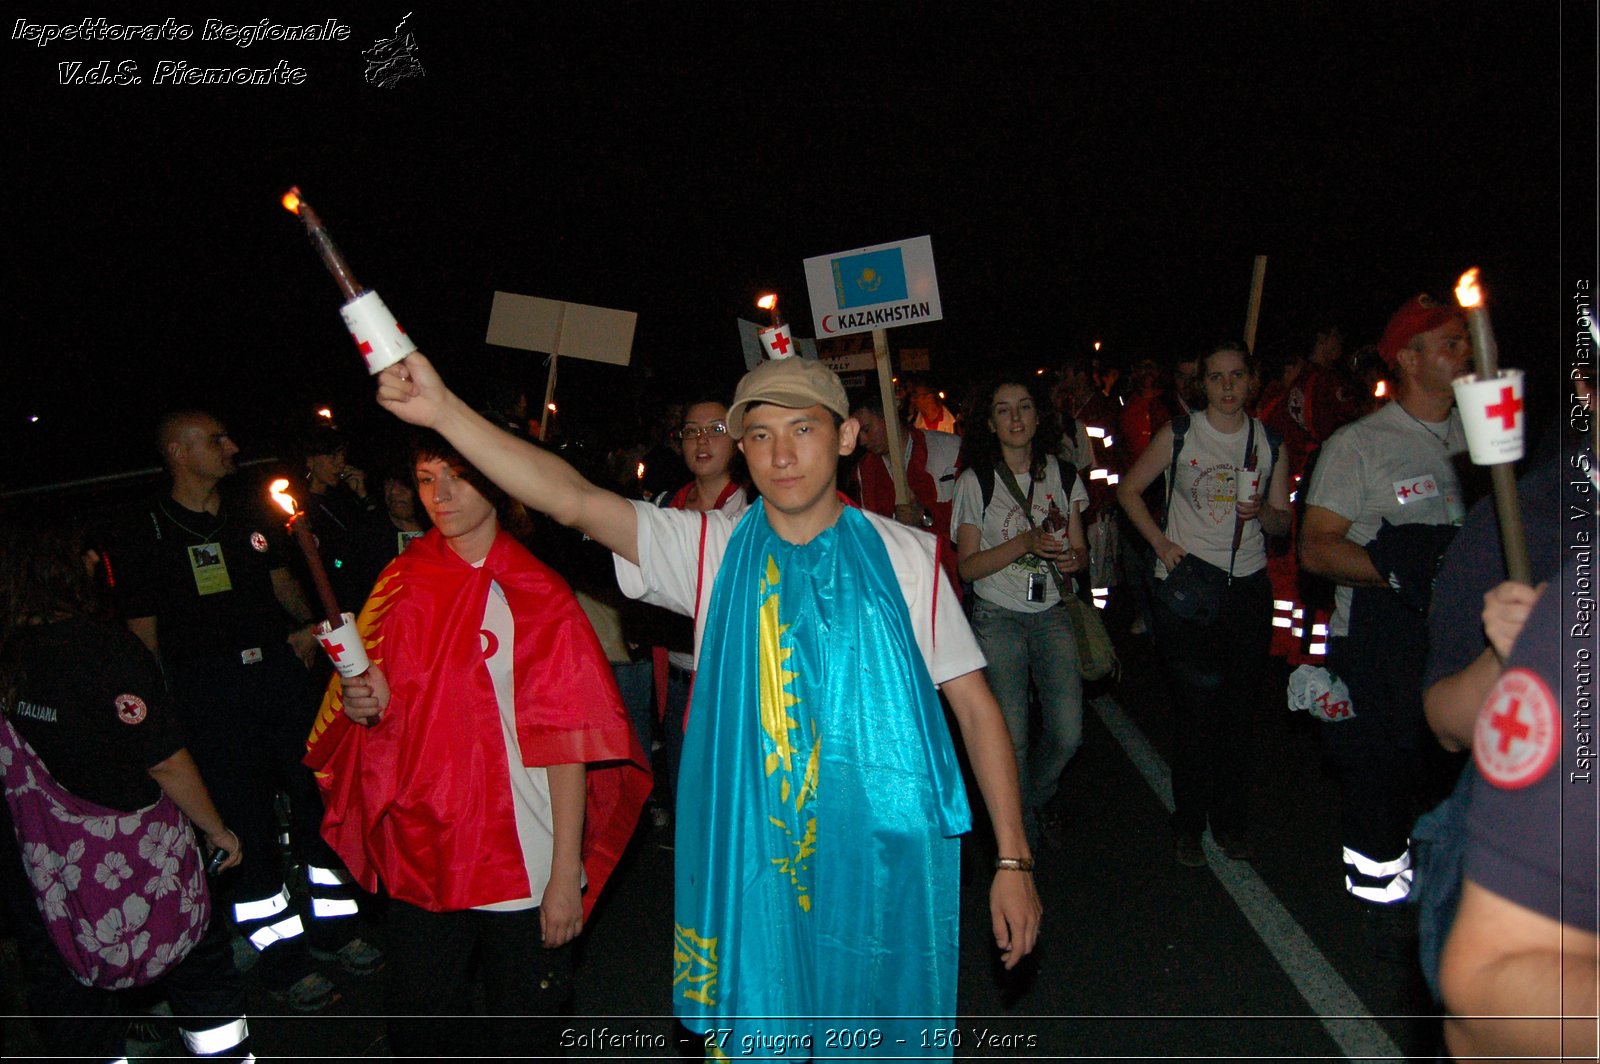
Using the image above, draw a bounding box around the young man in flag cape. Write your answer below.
[365,353,1041,1059]
[304,431,651,1058]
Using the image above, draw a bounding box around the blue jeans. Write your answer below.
[611,660,655,794]
[971,598,1084,838]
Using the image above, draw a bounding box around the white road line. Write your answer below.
[1091,693,1404,1062]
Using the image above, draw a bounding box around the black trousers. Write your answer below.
[1153,569,1272,836]
[385,899,574,1059]
[169,649,355,983]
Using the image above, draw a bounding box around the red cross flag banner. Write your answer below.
[1452,368,1527,465]
[760,323,797,360]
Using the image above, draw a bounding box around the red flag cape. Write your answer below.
[305,528,650,916]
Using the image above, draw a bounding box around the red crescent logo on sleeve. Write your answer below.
[1474,668,1559,789]
[114,694,148,725]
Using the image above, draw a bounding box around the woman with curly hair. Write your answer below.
[0,519,251,1060]
[951,375,1091,850]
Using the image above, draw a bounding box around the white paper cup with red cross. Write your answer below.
[340,290,417,375]
[314,613,371,678]
[1235,468,1263,505]
[1452,368,1526,465]
[758,323,797,360]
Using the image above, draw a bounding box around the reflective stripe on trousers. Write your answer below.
[1343,844,1414,904]
[181,1016,249,1055]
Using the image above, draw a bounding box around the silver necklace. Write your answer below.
[1398,404,1450,446]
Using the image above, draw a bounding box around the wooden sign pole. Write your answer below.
[1243,255,1268,352]
[539,303,567,439]
[872,328,913,506]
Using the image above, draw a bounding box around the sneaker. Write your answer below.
[278,971,339,1012]
[649,801,672,829]
[1174,832,1206,868]
[311,936,384,976]
[1211,827,1254,862]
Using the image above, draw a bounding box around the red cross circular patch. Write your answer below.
[250,531,269,553]
[1474,668,1559,789]
[114,693,148,725]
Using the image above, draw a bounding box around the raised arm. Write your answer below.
[376,352,642,564]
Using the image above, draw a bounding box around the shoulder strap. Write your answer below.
[1163,414,1191,531]
[980,465,995,512]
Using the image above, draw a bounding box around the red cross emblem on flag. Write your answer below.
[1484,386,1522,431]
[1474,668,1558,789]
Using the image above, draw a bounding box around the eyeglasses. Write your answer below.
[676,422,729,441]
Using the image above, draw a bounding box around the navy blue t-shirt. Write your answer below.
[1463,556,1598,931]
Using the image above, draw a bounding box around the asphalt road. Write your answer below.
[1,601,1448,1062]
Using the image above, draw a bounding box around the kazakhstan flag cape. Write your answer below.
[673,501,970,1059]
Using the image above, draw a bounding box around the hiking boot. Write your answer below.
[1174,831,1206,868]
[311,936,384,976]
[277,971,339,1012]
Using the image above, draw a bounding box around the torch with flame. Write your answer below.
[270,478,342,629]
[281,186,417,375]
[1453,268,1531,585]
[270,478,374,682]
[1454,268,1500,378]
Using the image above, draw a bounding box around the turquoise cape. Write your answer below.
[672,501,971,1058]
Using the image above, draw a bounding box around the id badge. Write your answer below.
[188,543,233,596]
[1026,572,1046,603]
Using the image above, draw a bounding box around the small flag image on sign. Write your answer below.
[832,248,909,309]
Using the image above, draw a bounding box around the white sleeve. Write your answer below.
[949,468,984,542]
[928,565,985,685]
[1069,467,1090,514]
[869,510,986,684]
[613,500,733,617]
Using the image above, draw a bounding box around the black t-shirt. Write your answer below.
[7,617,184,811]
[108,491,293,663]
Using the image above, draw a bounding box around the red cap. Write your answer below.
[1377,294,1461,368]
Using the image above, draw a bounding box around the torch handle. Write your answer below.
[1489,464,1532,585]
[289,515,345,628]
[296,200,364,302]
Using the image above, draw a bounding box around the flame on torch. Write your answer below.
[1454,268,1483,309]
[269,478,299,518]
[281,187,303,215]
[635,462,646,480]
[1374,380,1388,399]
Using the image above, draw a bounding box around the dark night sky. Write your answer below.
[2,2,1592,490]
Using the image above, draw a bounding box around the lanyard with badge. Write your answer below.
[160,501,233,596]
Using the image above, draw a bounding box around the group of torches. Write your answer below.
[274,189,1542,676]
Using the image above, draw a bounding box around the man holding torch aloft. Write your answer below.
[362,351,1040,1058]
[1300,294,1477,945]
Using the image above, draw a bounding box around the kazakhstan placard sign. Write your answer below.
[803,235,943,338]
